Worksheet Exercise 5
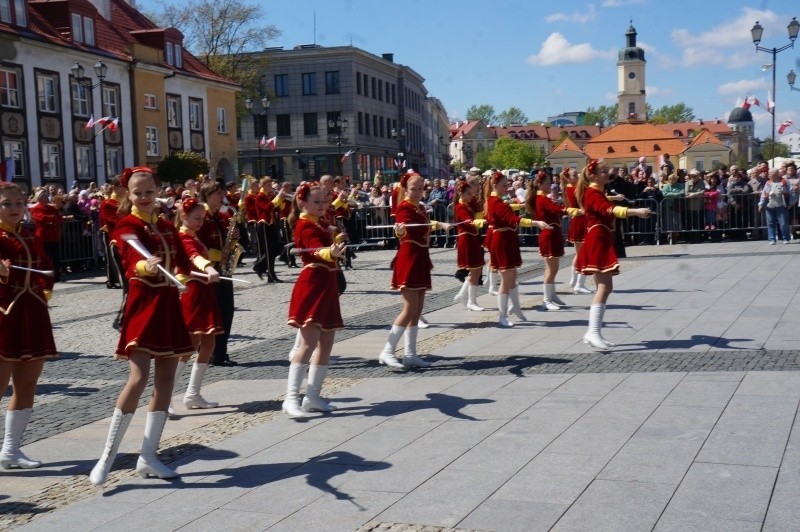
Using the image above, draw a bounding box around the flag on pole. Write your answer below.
[741,97,751,110]
[735,97,745,108]
[265,136,277,151]
[340,149,355,163]
[767,91,775,114]
[84,115,95,129]
[778,119,794,135]
[107,117,119,133]
[259,135,268,148]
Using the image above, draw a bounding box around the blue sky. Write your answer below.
[139,0,800,139]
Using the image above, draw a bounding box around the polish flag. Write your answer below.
[778,119,794,135]
[258,135,268,148]
[767,91,775,114]
[84,115,95,129]
[748,96,761,108]
[741,97,751,110]
[265,136,277,151]
[340,149,355,163]
[107,117,119,133]
[95,116,112,127]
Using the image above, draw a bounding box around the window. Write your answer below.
[0,0,25,26]
[365,113,370,136]
[37,74,57,113]
[326,112,342,135]
[253,115,267,137]
[0,68,20,108]
[71,14,82,43]
[276,114,291,136]
[695,160,704,171]
[167,96,181,128]
[385,81,390,103]
[325,71,339,94]
[216,107,228,133]
[274,74,289,97]
[75,145,92,180]
[391,84,396,105]
[371,77,376,99]
[41,143,61,179]
[3,140,23,180]
[356,72,361,95]
[303,113,318,135]
[102,86,118,118]
[144,93,157,110]
[363,75,368,97]
[145,126,159,156]
[71,80,90,116]
[302,72,316,95]
[83,17,95,46]
[189,99,203,130]
[71,14,95,45]
[105,147,121,177]
[628,102,635,116]
[165,42,181,67]
[378,79,382,101]
[379,117,384,138]
[358,112,363,134]
[174,44,182,68]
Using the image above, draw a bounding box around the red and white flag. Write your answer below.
[84,115,95,129]
[741,97,751,110]
[258,135,268,148]
[260,135,276,151]
[778,119,794,135]
[107,117,119,133]
[767,91,775,114]
[340,149,355,163]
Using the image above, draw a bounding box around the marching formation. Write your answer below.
[0,159,648,484]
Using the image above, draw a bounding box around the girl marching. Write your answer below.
[562,168,592,294]
[452,180,487,311]
[0,183,57,469]
[526,171,582,311]
[283,182,346,419]
[378,172,451,369]
[574,160,651,349]
[90,167,194,485]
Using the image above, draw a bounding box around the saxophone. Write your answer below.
[218,207,245,277]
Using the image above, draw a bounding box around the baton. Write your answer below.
[10,264,55,276]
[191,271,251,284]
[120,235,186,291]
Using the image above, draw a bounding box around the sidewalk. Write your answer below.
[4,240,800,531]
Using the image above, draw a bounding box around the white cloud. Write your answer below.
[601,0,646,6]
[526,32,616,66]
[545,4,596,24]
[646,86,673,97]
[717,78,770,96]
[638,40,680,69]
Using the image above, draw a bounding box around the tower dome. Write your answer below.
[728,107,753,124]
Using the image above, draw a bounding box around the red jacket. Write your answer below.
[29,203,63,243]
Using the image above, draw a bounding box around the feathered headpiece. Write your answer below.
[458,180,471,194]
[181,197,201,214]
[295,181,318,201]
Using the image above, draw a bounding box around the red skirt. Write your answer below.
[288,265,343,331]
[538,226,565,259]
[392,242,432,290]
[0,293,57,361]
[575,225,620,275]
[489,229,521,271]
[181,280,224,336]
[457,233,485,269]
[568,215,587,244]
[116,281,195,359]
[483,226,493,251]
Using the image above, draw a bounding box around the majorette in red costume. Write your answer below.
[454,183,485,270]
[391,194,434,291]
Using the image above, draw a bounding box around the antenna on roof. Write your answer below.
[313,9,316,45]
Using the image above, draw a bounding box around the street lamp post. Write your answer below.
[245,96,270,177]
[391,127,406,175]
[328,116,348,174]
[788,70,800,93]
[750,17,800,166]
[71,60,108,182]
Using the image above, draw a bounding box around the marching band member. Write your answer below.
[99,177,127,289]
[575,160,651,349]
[29,189,63,283]
[485,172,547,327]
[378,172,451,369]
[252,177,283,283]
[452,180,487,311]
[283,182,346,419]
[277,181,298,269]
[170,198,223,414]
[562,168,592,294]
[0,183,57,470]
[90,167,193,485]
[527,170,582,311]
[243,177,260,258]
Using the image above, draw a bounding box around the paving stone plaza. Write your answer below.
[2,240,800,531]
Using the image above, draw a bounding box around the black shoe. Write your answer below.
[252,267,265,281]
[270,275,284,283]
[210,358,237,367]
[454,268,468,282]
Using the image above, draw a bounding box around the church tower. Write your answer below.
[617,22,646,123]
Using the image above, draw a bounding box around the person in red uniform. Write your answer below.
[282,182,346,419]
[452,180,487,311]
[485,172,546,327]
[562,168,591,294]
[170,198,223,415]
[575,159,651,349]
[527,170,582,311]
[378,173,452,369]
[243,177,260,257]
[277,181,298,268]
[99,177,127,289]
[90,167,194,486]
[0,183,57,470]
[252,177,283,282]
[29,189,63,282]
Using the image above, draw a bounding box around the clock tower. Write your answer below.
[617,22,646,123]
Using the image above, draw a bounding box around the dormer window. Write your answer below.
[0,0,27,27]
[165,42,183,68]
[71,13,95,46]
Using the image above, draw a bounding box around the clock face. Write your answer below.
[628,72,636,79]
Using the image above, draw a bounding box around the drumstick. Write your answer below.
[365,220,470,230]
[190,271,251,284]
[120,234,186,291]
[287,242,380,254]
[10,265,55,276]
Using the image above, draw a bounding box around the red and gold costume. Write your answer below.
[179,228,223,336]
[533,191,568,259]
[243,190,259,223]
[454,200,485,269]
[575,184,631,275]
[391,199,437,290]
[287,215,343,331]
[0,222,56,361]
[112,207,193,359]
[564,184,586,244]
[487,193,535,271]
[28,202,62,244]
[196,205,230,264]
[99,194,122,235]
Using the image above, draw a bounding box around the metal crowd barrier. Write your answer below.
[59,219,100,268]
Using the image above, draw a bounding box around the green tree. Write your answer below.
[649,103,695,124]
[759,138,790,160]
[474,148,493,171]
[583,104,618,126]
[465,104,496,124]
[489,137,538,170]
[496,107,528,127]
[157,151,210,185]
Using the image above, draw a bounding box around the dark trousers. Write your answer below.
[103,232,124,288]
[211,279,235,362]
[44,241,61,281]
[252,223,271,275]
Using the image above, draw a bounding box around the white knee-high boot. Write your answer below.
[597,304,616,347]
[402,326,430,368]
[282,363,308,419]
[136,411,177,479]
[288,329,302,360]
[569,268,578,289]
[454,279,469,305]
[466,283,484,311]
[89,408,133,485]
[183,363,218,409]
[574,274,592,294]
[509,286,527,321]
[378,325,405,368]
[583,303,612,350]
[541,282,560,311]
[498,293,513,327]
[548,284,567,306]
[302,365,336,412]
[168,360,187,418]
[0,409,41,469]
[487,268,498,295]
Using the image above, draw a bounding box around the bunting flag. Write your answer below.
[95,117,119,136]
[340,149,355,163]
[778,119,794,135]
[84,115,95,130]
[393,158,400,169]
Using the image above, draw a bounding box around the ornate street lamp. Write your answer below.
[245,96,270,176]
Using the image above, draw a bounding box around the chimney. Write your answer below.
[699,119,704,125]
[382,53,394,63]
